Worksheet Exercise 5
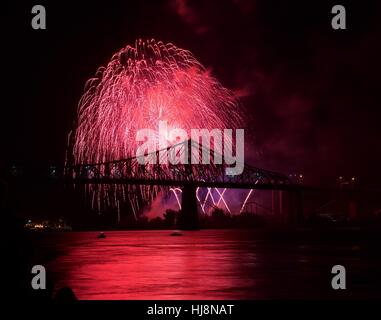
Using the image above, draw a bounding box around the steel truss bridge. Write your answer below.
[8,140,307,229]
[61,140,293,190]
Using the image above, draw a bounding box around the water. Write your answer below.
[35,229,380,299]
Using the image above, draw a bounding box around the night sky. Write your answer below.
[2,0,381,186]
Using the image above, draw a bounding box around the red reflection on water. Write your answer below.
[47,230,259,299]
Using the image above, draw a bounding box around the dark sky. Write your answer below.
[2,0,381,186]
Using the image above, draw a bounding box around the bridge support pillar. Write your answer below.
[179,185,199,230]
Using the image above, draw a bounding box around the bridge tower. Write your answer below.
[178,140,200,230]
[179,185,199,230]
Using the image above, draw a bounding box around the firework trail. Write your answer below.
[70,39,244,216]
[73,39,242,163]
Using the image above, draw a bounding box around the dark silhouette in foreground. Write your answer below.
[54,287,77,302]
[97,232,106,239]
[1,176,77,302]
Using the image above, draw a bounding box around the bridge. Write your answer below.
[5,140,305,229]
[64,140,292,189]
[5,139,374,229]
[60,140,304,229]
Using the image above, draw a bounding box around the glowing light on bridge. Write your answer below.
[239,181,259,213]
[169,187,182,210]
[171,187,232,214]
[240,189,254,214]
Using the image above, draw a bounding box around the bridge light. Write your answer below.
[49,166,57,176]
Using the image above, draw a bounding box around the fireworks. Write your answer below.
[73,39,242,164]
[70,39,245,216]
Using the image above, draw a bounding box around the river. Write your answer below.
[32,229,381,299]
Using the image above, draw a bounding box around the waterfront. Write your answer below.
[32,228,381,299]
